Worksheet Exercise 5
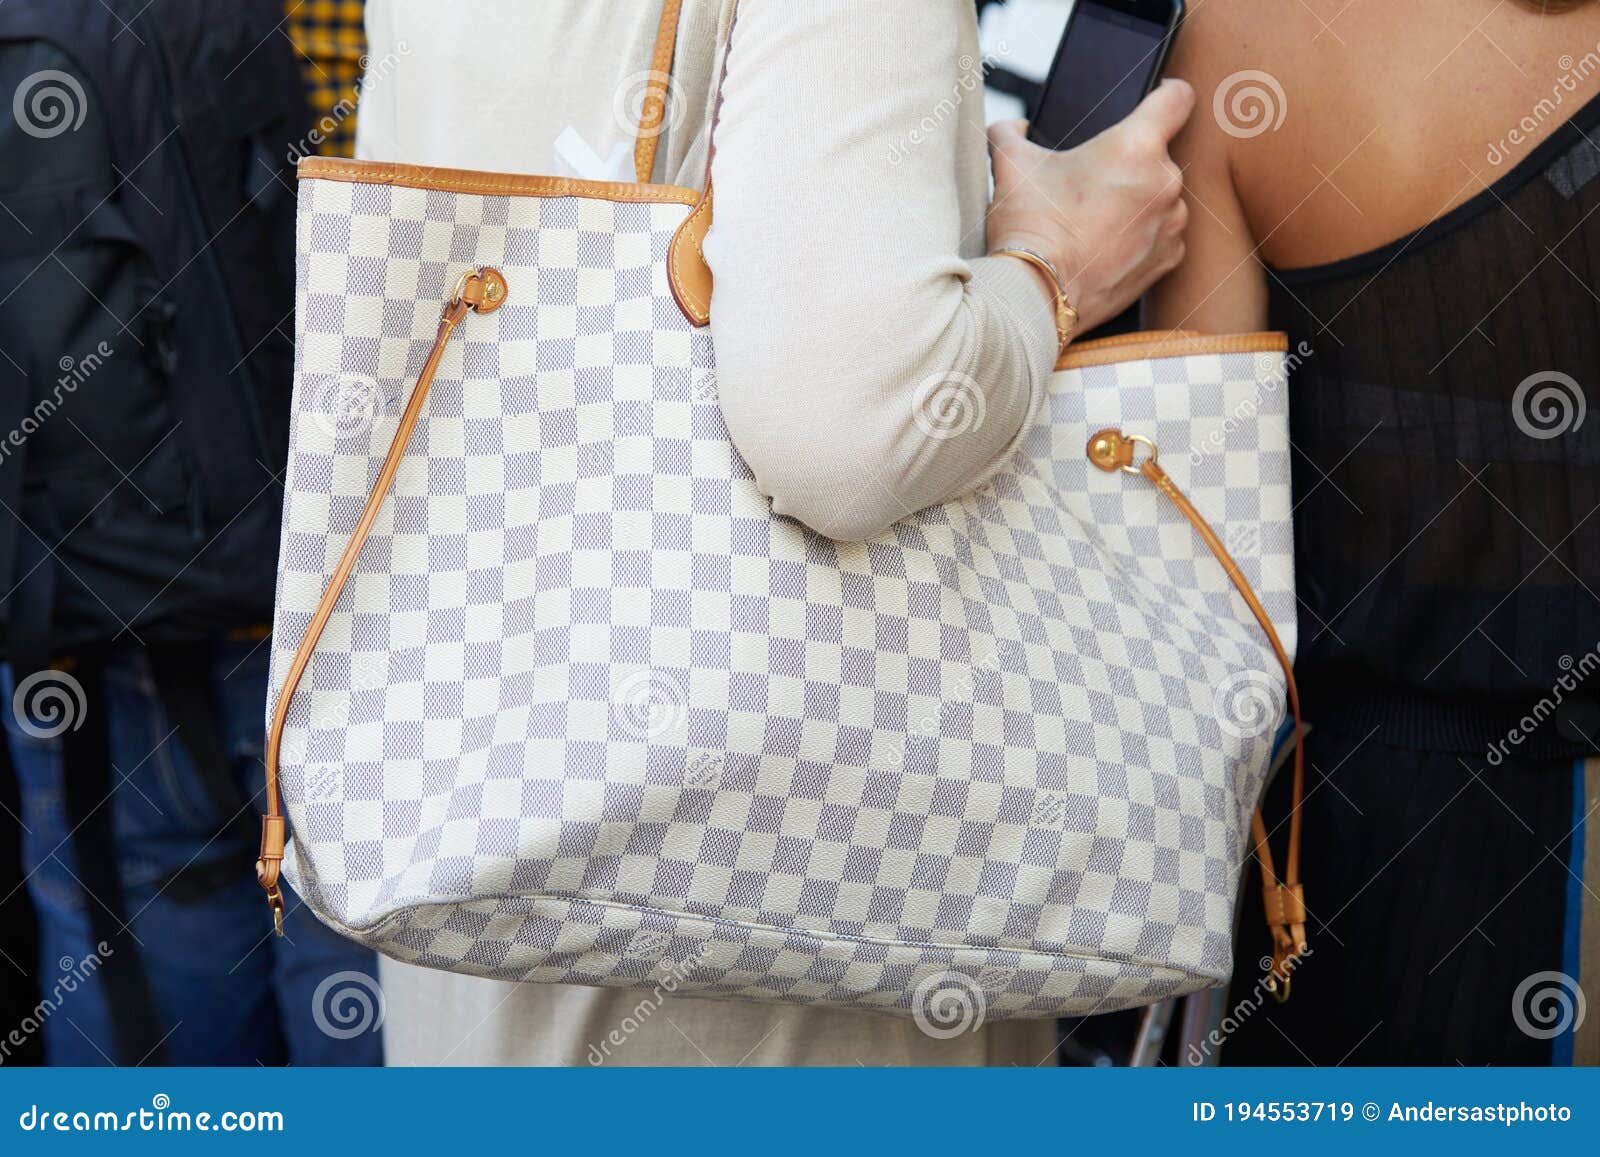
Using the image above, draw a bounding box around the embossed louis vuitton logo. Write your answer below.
[304,764,344,802]
[624,929,673,958]
[1226,522,1261,558]
[1030,792,1069,829]
[684,753,725,789]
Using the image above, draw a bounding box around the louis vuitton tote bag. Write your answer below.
[258,1,1306,1021]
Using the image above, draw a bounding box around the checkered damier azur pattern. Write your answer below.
[273,172,1296,1020]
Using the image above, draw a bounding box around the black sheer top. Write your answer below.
[1267,92,1600,753]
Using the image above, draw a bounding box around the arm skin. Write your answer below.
[1146,6,1270,334]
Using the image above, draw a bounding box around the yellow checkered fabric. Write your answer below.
[286,0,367,159]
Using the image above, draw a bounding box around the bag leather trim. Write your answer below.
[295,156,701,205]
[669,188,714,326]
[1056,330,1289,371]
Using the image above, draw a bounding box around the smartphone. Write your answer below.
[1027,0,1185,152]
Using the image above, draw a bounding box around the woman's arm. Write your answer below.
[1146,5,1269,334]
[708,0,1190,541]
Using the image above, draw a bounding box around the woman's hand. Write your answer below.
[987,79,1195,334]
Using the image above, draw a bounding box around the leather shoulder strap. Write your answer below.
[633,0,684,184]
[668,0,741,326]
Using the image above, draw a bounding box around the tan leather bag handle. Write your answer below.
[668,0,742,325]
[634,0,684,183]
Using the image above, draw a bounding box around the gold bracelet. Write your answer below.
[992,247,1079,351]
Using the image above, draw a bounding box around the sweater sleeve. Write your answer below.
[704,0,1059,542]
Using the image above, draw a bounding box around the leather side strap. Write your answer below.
[1089,428,1307,997]
[634,0,685,184]
[258,269,501,932]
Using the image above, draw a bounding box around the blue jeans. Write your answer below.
[3,641,382,1066]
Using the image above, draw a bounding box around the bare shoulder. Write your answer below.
[1164,0,1431,268]
[1169,0,1302,68]
[1147,0,1313,331]
[1168,0,1600,266]
[1164,0,1325,164]
[1166,0,1328,88]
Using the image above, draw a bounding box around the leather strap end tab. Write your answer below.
[259,815,286,863]
[257,814,285,899]
[1086,429,1135,472]
[1264,885,1308,1000]
[1263,882,1306,929]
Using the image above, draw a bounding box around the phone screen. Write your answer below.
[1028,2,1175,152]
